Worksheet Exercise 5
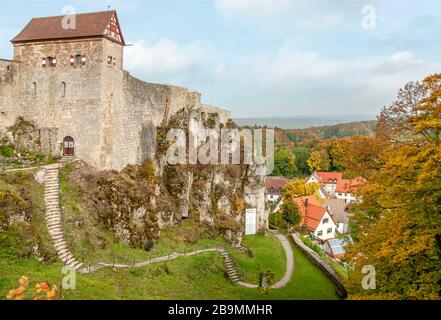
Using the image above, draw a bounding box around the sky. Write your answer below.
[0,0,440,119]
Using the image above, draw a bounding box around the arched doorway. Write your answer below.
[63,136,75,156]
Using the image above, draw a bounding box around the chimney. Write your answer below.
[305,198,309,207]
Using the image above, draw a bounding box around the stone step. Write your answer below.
[56,247,69,254]
[54,244,68,251]
[46,211,61,216]
[51,234,66,241]
[59,252,73,261]
[46,218,61,224]
[70,261,83,269]
[48,227,63,234]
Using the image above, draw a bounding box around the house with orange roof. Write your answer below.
[306,171,343,197]
[335,176,366,204]
[294,196,338,242]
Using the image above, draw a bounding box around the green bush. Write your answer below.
[0,145,14,157]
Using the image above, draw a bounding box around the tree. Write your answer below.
[282,179,320,199]
[306,150,330,173]
[272,149,297,178]
[345,74,441,300]
[280,197,301,228]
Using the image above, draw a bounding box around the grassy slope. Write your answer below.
[0,169,340,300]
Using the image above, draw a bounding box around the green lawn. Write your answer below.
[0,230,340,300]
[1,169,340,300]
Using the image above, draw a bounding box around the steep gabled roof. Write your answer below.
[11,10,125,45]
[293,196,335,232]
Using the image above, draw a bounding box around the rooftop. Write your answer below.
[11,10,125,45]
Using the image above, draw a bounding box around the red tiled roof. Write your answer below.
[315,172,343,184]
[293,196,327,232]
[11,11,125,45]
[336,176,366,193]
[265,178,290,194]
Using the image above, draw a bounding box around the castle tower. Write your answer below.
[8,11,125,168]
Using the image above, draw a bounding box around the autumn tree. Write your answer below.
[306,150,330,173]
[345,74,441,300]
[282,179,320,199]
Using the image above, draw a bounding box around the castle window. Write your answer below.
[47,57,56,67]
[74,55,82,67]
[61,82,66,98]
[107,55,113,66]
[32,82,37,96]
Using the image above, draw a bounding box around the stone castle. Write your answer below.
[0,10,231,171]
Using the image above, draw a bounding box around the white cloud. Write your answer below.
[124,39,208,79]
[213,44,440,116]
[123,36,440,118]
[215,0,290,16]
[215,0,358,28]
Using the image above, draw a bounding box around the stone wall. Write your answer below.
[292,233,348,298]
[9,39,107,167]
[0,37,232,171]
[0,59,19,132]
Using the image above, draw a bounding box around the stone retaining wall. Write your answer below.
[291,233,347,298]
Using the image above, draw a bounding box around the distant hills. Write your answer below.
[235,115,377,130]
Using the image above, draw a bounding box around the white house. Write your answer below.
[294,196,338,242]
[306,172,343,197]
[335,177,366,204]
[265,177,290,203]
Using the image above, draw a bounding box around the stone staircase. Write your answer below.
[44,164,85,272]
[220,249,240,283]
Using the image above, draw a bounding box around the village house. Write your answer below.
[264,176,290,203]
[294,196,338,242]
[324,198,351,234]
[306,171,365,204]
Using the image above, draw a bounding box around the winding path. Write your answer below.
[29,163,295,288]
[237,231,294,289]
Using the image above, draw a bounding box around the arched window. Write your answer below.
[32,82,37,96]
[61,82,66,98]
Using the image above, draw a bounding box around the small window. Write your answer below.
[317,231,323,236]
[47,57,56,67]
[32,82,37,96]
[74,55,82,67]
[327,228,333,234]
[323,218,329,224]
[107,56,113,65]
[61,82,66,98]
